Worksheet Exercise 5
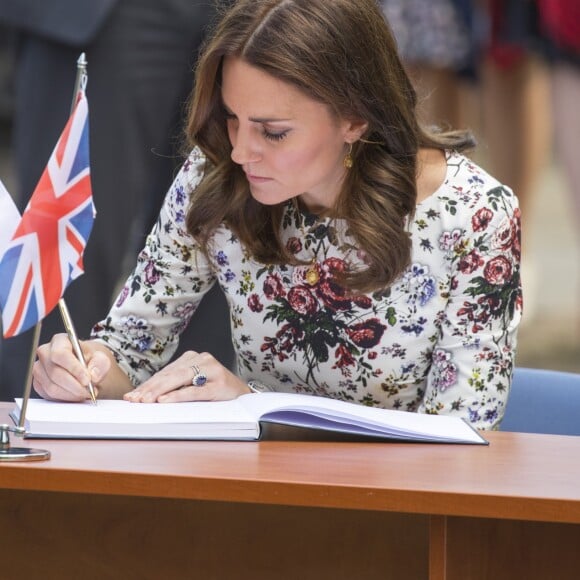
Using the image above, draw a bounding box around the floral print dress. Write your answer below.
[92,148,522,430]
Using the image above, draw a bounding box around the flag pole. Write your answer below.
[57,52,97,405]
[69,52,88,110]
[17,320,42,430]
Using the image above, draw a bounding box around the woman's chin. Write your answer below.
[249,188,294,207]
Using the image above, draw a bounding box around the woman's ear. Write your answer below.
[343,118,369,143]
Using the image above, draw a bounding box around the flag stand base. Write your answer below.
[0,424,50,462]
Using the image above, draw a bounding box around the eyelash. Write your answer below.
[225,113,289,143]
[262,128,288,142]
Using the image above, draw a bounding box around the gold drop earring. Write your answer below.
[343,142,353,169]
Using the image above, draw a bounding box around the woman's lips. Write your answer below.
[245,173,273,184]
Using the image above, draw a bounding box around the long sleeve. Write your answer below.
[418,180,522,429]
[91,149,217,385]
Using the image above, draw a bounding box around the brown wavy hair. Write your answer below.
[185,0,474,292]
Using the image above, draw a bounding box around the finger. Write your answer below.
[125,370,189,403]
[32,358,90,402]
[157,385,216,403]
[85,350,112,385]
[126,353,213,403]
[41,334,91,385]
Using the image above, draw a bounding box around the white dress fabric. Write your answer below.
[92,148,522,430]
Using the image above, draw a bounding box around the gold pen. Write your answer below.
[58,299,97,404]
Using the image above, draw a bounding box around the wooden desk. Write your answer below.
[1,403,580,579]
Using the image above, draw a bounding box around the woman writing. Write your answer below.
[33,0,521,430]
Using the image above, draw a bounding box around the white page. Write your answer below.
[14,398,259,439]
[16,398,255,425]
[238,392,484,443]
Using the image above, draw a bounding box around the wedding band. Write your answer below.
[191,364,207,387]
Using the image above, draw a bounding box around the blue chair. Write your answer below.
[501,367,580,435]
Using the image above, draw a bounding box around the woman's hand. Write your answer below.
[34,334,131,402]
[123,351,250,403]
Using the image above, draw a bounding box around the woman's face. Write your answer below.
[221,57,364,212]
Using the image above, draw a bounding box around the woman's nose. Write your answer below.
[230,126,261,165]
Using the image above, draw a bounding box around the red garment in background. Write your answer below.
[537,0,580,53]
[487,0,526,69]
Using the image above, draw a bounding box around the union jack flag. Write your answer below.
[0,92,95,338]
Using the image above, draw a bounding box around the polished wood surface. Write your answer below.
[1,489,430,580]
[1,403,580,522]
[2,403,580,579]
[443,516,580,579]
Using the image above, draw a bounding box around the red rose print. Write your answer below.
[472,207,493,232]
[477,294,501,317]
[492,213,521,260]
[333,344,355,369]
[317,278,352,311]
[484,256,512,285]
[286,236,302,254]
[263,273,286,299]
[292,265,315,286]
[276,322,305,353]
[260,336,289,362]
[346,318,387,348]
[316,258,352,310]
[353,295,372,309]
[247,293,263,312]
[288,286,319,315]
[322,257,347,274]
[458,250,485,274]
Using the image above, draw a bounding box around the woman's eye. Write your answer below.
[263,128,289,142]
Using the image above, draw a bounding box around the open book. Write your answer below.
[11,392,487,444]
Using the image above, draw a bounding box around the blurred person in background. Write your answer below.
[0,0,234,401]
[537,0,580,332]
[382,0,551,219]
[381,0,483,132]
[481,0,551,222]
[382,0,552,323]
[537,0,580,235]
